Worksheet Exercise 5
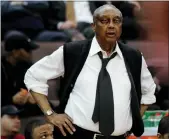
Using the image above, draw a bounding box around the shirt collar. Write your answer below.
[89,36,123,59]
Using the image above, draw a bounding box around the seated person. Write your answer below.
[2,30,39,107]
[42,1,96,40]
[1,1,69,42]
[24,118,54,139]
[1,30,42,117]
[1,105,25,139]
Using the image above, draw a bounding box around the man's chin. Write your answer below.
[106,37,117,43]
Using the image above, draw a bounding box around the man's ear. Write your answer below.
[91,23,95,32]
[157,133,162,139]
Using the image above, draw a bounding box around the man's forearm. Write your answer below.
[30,90,54,114]
[140,104,149,117]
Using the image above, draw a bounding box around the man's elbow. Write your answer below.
[24,69,33,90]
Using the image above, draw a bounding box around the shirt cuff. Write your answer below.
[28,86,48,96]
[141,91,156,105]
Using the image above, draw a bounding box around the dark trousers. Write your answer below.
[53,125,126,139]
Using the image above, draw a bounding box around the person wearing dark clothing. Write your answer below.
[1,30,43,117]
[1,1,70,42]
[1,30,39,106]
[24,5,156,139]
[2,55,32,106]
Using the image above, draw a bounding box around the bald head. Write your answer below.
[93,4,122,23]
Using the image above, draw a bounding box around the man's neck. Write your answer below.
[96,37,116,56]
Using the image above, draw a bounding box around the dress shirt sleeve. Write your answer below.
[24,46,64,96]
[141,56,156,104]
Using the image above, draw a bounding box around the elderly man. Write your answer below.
[24,4,156,139]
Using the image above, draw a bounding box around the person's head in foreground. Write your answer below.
[92,4,122,48]
[157,115,169,139]
[24,119,54,139]
[1,105,22,137]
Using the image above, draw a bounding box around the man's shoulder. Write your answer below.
[118,41,142,55]
[64,39,92,47]
[63,39,92,53]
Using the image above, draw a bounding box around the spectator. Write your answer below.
[1,30,43,117]
[24,119,54,139]
[42,1,96,40]
[2,30,38,107]
[1,105,25,139]
[1,1,70,42]
[157,115,169,139]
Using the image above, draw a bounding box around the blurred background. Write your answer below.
[1,1,169,139]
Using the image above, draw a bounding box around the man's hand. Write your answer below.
[29,91,75,136]
[12,89,29,105]
[59,21,77,29]
[46,113,76,136]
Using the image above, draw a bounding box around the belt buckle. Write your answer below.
[93,133,104,139]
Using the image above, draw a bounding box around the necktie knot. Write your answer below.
[98,51,117,68]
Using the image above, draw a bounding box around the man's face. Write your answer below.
[1,115,21,133]
[15,48,32,62]
[92,8,122,44]
[32,124,54,139]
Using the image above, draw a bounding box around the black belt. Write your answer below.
[74,125,129,139]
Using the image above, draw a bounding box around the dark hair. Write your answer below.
[24,118,47,139]
[158,115,169,135]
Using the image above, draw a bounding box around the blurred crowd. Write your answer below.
[1,1,168,139]
[1,1,142,42]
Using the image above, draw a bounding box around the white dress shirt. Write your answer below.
[24,37,156,136]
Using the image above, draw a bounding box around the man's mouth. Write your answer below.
[106,32,116,37]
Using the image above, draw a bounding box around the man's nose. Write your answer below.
[108,20,115,28]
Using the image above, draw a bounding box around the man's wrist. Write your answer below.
[44,109,55,116]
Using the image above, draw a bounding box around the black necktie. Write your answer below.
[92,51,117,136]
